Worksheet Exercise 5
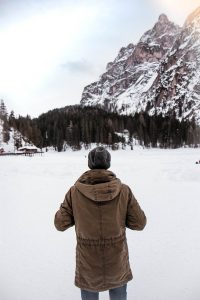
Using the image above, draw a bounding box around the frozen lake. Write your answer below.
[0,147,200,300]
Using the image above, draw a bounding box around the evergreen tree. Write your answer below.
[9,104,200,151]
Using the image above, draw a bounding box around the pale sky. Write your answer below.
[0,0,200,117]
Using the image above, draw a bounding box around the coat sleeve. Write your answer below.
[125,186,146,230]
[54,188,75,231]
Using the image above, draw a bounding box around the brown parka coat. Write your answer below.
[54,169,146,292]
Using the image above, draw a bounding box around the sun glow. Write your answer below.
[152,0,200,25]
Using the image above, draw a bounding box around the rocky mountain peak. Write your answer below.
[158,14,169,23]
[151,14,180,39]
[81,13,180,111]
[140,13,180,46]
[80,8,200,124]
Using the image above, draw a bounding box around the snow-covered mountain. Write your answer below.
[146,7,200,123]
[81,8,200,124]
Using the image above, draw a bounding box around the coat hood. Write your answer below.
[75,169,122,202]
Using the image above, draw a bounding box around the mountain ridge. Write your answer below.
[80,7,200,125]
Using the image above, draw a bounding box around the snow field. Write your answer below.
[0,148,200,300]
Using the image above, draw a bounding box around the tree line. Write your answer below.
[1,100,200,151]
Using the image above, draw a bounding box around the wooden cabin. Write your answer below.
[18,146,39,155]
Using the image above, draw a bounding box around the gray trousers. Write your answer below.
[81,284,127,300]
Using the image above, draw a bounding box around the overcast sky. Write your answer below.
[0,0,200,117]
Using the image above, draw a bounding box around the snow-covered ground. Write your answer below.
[0,148,200,300]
